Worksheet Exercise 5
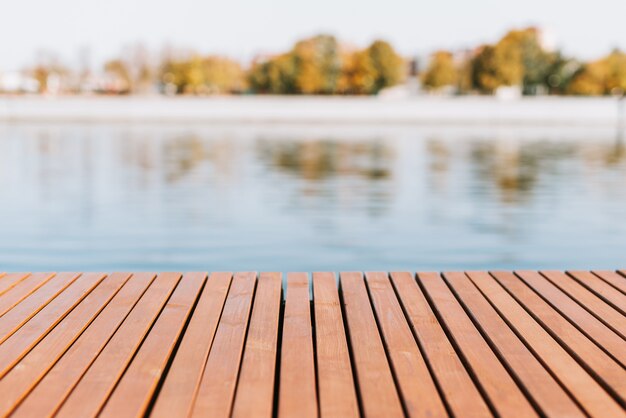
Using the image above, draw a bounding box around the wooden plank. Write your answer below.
[0,272,30,297]
[151,272,232,418]
[365,272,448,418]
[389,272,491,416]
[100,272,206,418]
[340,271,404,418]
[468,271,625,418]
[516,270,626,367]
[231,272,282,418]
[541,270,626,339]
[418,272,537,418]
[443,272,585,417]
[492,271,626,406]
[593,270,626,295]
[55,272,182,418]
[311,272,359,418]
[0,272,106,378]
[568,270,626,314]
[0,272,79,344]
[0,273,130,415]
[12,272,156,418]
[277,273,317,418]
[190,272,256,418]
[0,272,54,317]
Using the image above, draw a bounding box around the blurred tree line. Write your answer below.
[421,27,626,96]
[248,35,405,94]
[20,29,625,96]
[95,35,404,95]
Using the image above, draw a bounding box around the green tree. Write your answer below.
[470,27,559,94]
[500,29,554,94]
[366,40,405,93]
[471,45,505,93]
[292,35,342,94]
[544,54,580,94]
[422,50,458,91]
[161,56,245,94]
[247,35,404,95]
[248,54,297,94]
[568,50,626,95]
[104,59,133,93]
[337,49,376,94]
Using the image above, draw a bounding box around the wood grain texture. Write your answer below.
[100,272,206,418]
[277,273,318,418]
[151,272,232,418]
[0,272,106,378]
[55,273,181,418]
[418,272,538,418]
[341,271,404,418]
[541,270,626,339]
[0,273,30,297]
[593,270,626,295]
[1,270,624,418]
[443,272,585,418]
[568,270,626,315]
[468,271,625,418]
[492,271,626,406]
[232,272,282,418]
[516,270,626,367]
[0,272,79,344]
[0,273,130,416]
[190,272,256,418]
[389,271,492,416]
[312,272,359,418]
[12,272,157,418]
[0,273,54,318]
[365,272,449,418]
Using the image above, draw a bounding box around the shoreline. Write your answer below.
[0,95,624,125]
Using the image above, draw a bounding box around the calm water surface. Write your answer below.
[1,123,625,271]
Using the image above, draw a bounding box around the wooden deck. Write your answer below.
[0,271,624,417]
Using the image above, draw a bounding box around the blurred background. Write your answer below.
[0,0,625,271]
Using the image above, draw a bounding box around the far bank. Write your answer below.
[0,96,624,126]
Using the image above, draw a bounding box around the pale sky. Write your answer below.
[3,0,626,71]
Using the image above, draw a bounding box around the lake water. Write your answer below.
[1,123,625,272]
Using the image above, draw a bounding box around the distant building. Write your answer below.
[0,72,39,93]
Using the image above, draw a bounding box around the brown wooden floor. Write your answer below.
[0,271,624,417]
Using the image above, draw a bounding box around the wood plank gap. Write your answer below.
[232,272,282,418]
[592,270,626,295]
[277,272,318,418]
[311,272,359,418]
[365,272,449,418]
[0,273,30,297]
[54,272,182,418]
[516,270,626,367]
[100,272,207,418]
[189,272,256,418]
[339,271,404,418]
[0,272,79,344]
[567,271,626,315]
[491,271,626,407]
[0,273,54,318]
[11,272,157,418]
[467,271,624,418]
[417,272,538,418]
[150,272,232,418]
[0,273,131,415]
[442,272,585,418]
[540,271,626,340]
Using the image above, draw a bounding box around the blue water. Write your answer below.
[1,123,625,272]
